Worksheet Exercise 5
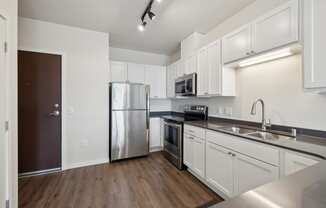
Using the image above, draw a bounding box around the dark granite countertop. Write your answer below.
[210,160,326,208]
[185,120,326,159]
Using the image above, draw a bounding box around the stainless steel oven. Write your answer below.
[163,120,183,169]
[175,73,197,96]
[162,105,208,170]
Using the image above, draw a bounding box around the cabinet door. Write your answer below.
[193,138,205,178]
[222,25,252,64]
[234,153,279,195]
[197,48,209,96]
[252,0,299,54]
[145,65,166,98]
[304,0,326,89]
[183,134,194,169]
[127,63,146,84]
[150,118,161,149]
[185,55,197,74]
[207,41,222,95]
[110,61,127,82]
[283,151,320,176]
[177,60,186,77]
[166,64,177,98]
[206,142,234,197]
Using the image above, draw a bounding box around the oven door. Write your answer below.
[163,121,182,159]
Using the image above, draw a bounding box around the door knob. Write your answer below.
[49,110,60,117]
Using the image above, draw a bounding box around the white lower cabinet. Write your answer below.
[206,140,279,197]
[183,134,194,168]
[183,134,205,178]
[150,118,162,151]
[206,142,234,197]
[234,153,279,195]
[185,125,323,199]
[282,151,320,176]
[193,137,205,178]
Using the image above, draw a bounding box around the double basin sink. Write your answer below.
[217,126,295,141]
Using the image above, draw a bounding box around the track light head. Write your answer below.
[148,11,156,20]
[138,21,147,31]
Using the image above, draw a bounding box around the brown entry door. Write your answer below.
[18,51,62,174]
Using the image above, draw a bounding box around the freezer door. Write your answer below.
[111,83,149,110]
[111,110,149,161]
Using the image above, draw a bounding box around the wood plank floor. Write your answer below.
[19,152,223,208]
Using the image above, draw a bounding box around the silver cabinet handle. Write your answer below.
[49,110,60,117]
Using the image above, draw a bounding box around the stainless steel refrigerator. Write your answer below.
[109,82,150,161]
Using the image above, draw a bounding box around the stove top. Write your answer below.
[162,115,185,123]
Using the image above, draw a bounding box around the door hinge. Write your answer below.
[5,121,9,131]
[6,200,9,208]
[4,42,8,53]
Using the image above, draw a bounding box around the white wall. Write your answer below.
[172,0,326,131]
[0,0,18,207]
[110,47,169,66]
[19,18,110,169]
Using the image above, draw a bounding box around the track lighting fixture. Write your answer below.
[148,11,156,20]
[138,21,147,32]
[138,0,159,31]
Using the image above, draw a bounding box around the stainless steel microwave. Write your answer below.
[175,73,197,96]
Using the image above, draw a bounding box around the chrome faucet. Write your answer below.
[250,99,270,131]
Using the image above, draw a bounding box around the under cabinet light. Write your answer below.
[238,48,293,68]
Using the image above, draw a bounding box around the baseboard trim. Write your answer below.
[19,168,61,178]
[68,158,109,170]
[150,146,163,152]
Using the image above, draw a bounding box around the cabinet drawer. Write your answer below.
[184,125,205,139]
[206,130,279,166]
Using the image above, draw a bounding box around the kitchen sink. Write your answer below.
[219,126,257,135]
[246,131,295,141]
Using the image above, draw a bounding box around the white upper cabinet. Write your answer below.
[197,47,209,96]
[145,65,166,99]
[222,25,252,64]
[252,0,299,53]
[197,40,234,97]
[207,41,222,95]
[177,60,186,78]
[185,54,197,74]
[222,0,299,65]
[303,0,326,89]
[127,63,146,83]
[166,63,177,98]
[110,61,128,82]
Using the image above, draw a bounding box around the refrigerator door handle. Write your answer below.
[146,86,150,130]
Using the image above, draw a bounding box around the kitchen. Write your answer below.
[1,0,326,207]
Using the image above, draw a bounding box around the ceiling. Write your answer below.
[19,0,256,55]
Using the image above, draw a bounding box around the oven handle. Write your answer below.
[164,121,182,129]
